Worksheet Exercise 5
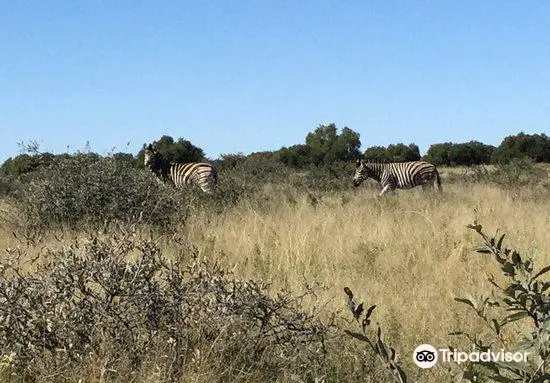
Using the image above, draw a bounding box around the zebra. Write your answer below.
[352,158,442,196]
[143,143,218,193]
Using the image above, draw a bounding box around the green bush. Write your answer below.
[1,153,56,176]
[453,222,550,382]
[15,154,184,231]
[0,175,22,200]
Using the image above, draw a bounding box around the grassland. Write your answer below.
[183,180,550,380]
[1,167,549,382]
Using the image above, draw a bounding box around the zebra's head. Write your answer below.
[143,143,155,168]
[353,159,372,187]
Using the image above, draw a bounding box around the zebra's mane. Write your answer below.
[362,158,391,164]
[362,158,421,164]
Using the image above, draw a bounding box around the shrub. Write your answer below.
[0,153,56,176]
[0,174,22,200]
[453,222,550,382]
[15,154,184,231]
[463,158,546,188]
[0,229,333,381]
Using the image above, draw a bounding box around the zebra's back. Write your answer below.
[170,162,218,192]
[386,161,440,190]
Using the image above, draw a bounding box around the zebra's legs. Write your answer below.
[379,184,392,196]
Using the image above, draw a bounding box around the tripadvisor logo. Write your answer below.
[413,344,529,369]
[413,344,438,369]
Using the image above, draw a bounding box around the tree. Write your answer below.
[424,141,494,166]
[217,153,247,170]
[137,135,206,167]
[363,146,390,161]
[330,127,362,162]
[363,143,420,162]
[305,124,339,165]
[111,153,138,167]
[305,123,361,165]
[386,143,421,162]
[492,133,550,164]
[424,143,453,166]
[277,145,311,168]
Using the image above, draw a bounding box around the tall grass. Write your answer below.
[181,182,550,380]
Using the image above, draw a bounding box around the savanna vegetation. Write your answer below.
[0,126,549,382]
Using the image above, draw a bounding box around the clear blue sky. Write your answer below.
[1,1,549,162]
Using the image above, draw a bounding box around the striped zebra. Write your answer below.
[143,143,218,193]
[353,159,442,196]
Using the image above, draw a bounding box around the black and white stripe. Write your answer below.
[143,144,218,193]
[353,159,442,195]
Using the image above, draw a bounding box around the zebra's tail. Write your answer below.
[435,170,443,193]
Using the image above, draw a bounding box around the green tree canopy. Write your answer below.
[424,141,495,166]
[1,153,56,176]
[491,133,550,164]
[137,135,206,167]
[277,144,311,168]
[363,146,391,161]
[363,143,420,162]
[305,123,361,165]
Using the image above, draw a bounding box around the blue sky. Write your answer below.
[1,1,549,162]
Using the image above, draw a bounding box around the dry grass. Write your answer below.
[180,182,550,380]
[1,180,549,381]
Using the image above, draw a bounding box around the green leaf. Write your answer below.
[449,331,465,336]
[354,302,364,320]
[343,329,370,342]
[492,318,501,335]
[501,311,529,326]
[515,338,535,351]
[501,263,515,277]
[496,234,505,249]
[467,223,482,232]
[455,294,477,310]
[473,246,492,254]
[533,265,550,280]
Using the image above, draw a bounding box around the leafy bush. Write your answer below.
[0,153,56,176]
[15,154,184,231]
[344,287,407,383]
[460,158,546,188]
[0,229,333,381]
[0,175,22,200]
[453,222,550,382]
